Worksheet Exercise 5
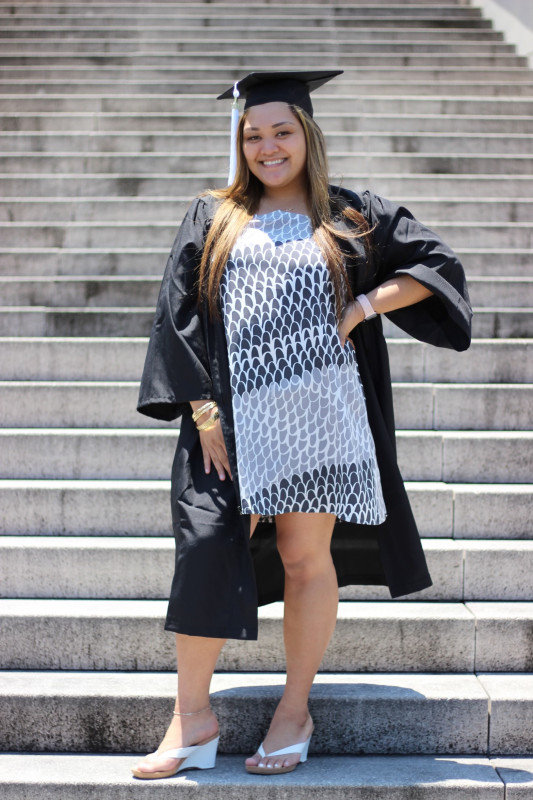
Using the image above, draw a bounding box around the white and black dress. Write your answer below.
[220,209,386,525]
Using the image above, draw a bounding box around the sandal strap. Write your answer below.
[156,744,198,760]
[257,738,310,758]
[156,734,219,761]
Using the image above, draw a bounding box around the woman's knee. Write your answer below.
[276,536,329,582]
[275,512,335,577]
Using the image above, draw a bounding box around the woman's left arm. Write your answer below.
[338,275,433,346]
[348,190,472,351]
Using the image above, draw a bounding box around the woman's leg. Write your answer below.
[135,511,261,775]
[133,633,225,774]
[245,511,338,770]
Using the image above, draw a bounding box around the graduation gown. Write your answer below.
[137,185,472,640]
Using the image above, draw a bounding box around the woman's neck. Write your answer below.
[257,188,310,217]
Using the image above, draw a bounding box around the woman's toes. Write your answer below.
[135,761,157,774]
[245,750,301,770]
[135,756,154,772]
[264,757,284,769]
[135,753,177,774]
[134,760,154,774]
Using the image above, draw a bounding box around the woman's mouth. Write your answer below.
[261,158,286,167]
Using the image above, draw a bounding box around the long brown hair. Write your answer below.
[197,104,372,323]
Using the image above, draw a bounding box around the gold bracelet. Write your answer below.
[192,400,217,422]
[197,410,220,431]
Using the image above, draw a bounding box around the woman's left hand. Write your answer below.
[338,300,364,347]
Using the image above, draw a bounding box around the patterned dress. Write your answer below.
[219,210,386,525]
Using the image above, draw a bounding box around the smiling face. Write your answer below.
[241,102,308,196]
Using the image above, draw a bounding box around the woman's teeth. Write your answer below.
[262,159,285,166]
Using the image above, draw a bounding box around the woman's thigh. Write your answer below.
[249,511,337,558]
[275,511,337,564]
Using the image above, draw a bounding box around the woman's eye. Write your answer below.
[276,130,290,137]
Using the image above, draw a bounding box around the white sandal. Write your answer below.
[132,732,219,780]
[245,732,312,775]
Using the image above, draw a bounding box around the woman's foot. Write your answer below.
[245,702,313,771]
[133,707,219,777]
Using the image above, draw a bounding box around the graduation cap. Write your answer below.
[217,70,343,118]
[217,70,343,184]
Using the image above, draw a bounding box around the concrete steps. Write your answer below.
[3,95,533,115]
[0,51,524,66]
[0,83,503,99]
[1,670,531,755]
[5,113,533,135]
[4,132,533,155]
[2,153,532,177]
[1,221,532,249]
[1,753,527,800]
[0,337,530,382]
[5,65,531,88]
[0,30,509,44]
[2,536,533,601]
[6,64,532,79]
[1,0,532,793]
[0,20,496,32]
[0,44,517,60]
[2,175,532,202]
[1,196,532,223]
[0,0,489,10]
[0,428,531,482]
[12,82,533,97]
[3,598,533,672]
[0,306,529,338]
[0,276,530,307]
[0,33,507,47]
[0,381,531,431]
[0,248,529,277]
[0,10,491,24]
[0,480,530,539]
[3,49,522,63]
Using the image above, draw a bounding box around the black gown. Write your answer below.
[137,185,472,640]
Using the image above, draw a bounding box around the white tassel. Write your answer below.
[227,82,240,185]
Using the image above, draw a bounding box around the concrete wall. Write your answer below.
[493,1,533,31]
[476,0,533,65]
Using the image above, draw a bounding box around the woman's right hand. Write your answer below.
[190,401,232,481]
[199,421,232,481]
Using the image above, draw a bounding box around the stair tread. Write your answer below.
[3,596,533,616]
[0,752,520,798]
[0,0,532,773]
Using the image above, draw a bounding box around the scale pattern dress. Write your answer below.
[219,210,386,524]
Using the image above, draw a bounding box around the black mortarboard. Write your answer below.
[217,70,343,118]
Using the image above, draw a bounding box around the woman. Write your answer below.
[134,70,472,779]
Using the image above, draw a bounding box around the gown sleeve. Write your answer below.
[137,197,213,421]
[362,190,472,351]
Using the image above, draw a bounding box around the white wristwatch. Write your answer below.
[356,294,378,321]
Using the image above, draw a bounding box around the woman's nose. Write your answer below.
[260,138,278,155]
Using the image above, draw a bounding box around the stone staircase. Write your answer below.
[0,0,532,796]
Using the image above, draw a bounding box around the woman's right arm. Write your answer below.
[137,198,214,421]
[190,400,232,481]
